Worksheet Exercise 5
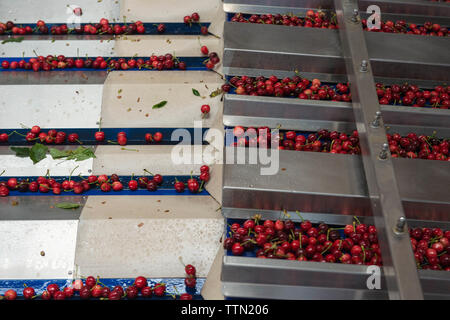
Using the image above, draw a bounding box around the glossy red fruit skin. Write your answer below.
[108,290,122,300]
[113,285,124,297]
[201,104,210,114]
[85,276,96,288]
[180,293,193,300]
[63,287,74,298]
[128,180,138,191]
[91,284,103,298]
[134,276,148,289]
[141,286,152,297]
[0,185,9,197]
[126,286,139,299]
[153,284,166,297]
[53,291,66,300]
[4,289,17,300]
[41,290,51,300]
[95,131,105,141]
[153,132,163,142]
[174,181,185,193]
[101,287,111,298]
[185,264,196,276]
[23,287,36,300]
[117,136,127,146]
[145,133,153,142]
[79,286,91,299]
[152,174,163,185]
[47,283,60,297]
[185,277,197,288]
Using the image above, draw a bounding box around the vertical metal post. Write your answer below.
[333,0,423,299]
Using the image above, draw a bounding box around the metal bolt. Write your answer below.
[360,60,368,72]
[371,111,382,128]
[378,143,389,160]
[351,9,359,22]
[394,216,407,234]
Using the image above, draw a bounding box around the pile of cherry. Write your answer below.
[231,126,450,161]
[0,271,197,300]
[362,19,448,36]
[230,10,338,29]
[225,75,450,109]
[0,12,209,36]
[0,166,211,197]
[224,216,450,271]
[230,10,448,36]
[0,125,164,146]
[224,217,382,266]
[0,53,190,71]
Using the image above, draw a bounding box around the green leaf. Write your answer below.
[29,143,48,164]
[55,202,81,209]
[10,146,30,158]
[2,37,24,44]
[69,146,96,162]
[192,88,200,96]
[152,100,167,109]
[49,148,71,159]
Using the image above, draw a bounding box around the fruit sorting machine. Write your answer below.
[221,0,450,300]
[0,0,449,301]
[0,0,225,300]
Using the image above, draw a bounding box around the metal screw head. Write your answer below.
[371,111,382,128]
[360,60,368,72]
[378,143,389,160]
[351,9,359,22]
[394,216,407,234]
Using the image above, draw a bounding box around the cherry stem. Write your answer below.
[0,170,5,177]
[198,180,205,192]
[295,211,305,222]
[121,147,139,152]
[69,165,79,181]
[353,216,361,225]
[321,243,333,255]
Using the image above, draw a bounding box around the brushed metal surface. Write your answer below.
[224,22,450,81]
[222,255,388,290]
[0,219,78,279]
[222,147,450,220]
[223,94,450,134]
[223,0,334,14]
[0,196,86,220]
[221,256,450,300]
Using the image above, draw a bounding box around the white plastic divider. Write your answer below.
[0,40,115,58]
[0,0,120,23]
[0,220,78,279]
[0,85,103,129]
[201,248,225,300]
[92,145,219,175]
[74,195,224,278]
[0,154,93,177]
[113,35,223,58]
[100,71,224,128]
[121,0,223,25]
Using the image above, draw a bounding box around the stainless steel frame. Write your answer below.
[334,0,422,299]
